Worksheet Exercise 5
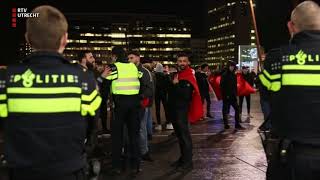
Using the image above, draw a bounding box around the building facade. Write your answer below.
[207,0,256,66]
[191,38,207,65]
[64,13,191,63]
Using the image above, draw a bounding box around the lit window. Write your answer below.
[81,33,94,37]
[251,36,256,40]
[110,33,126,38]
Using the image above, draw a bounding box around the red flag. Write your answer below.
[208,75,223,100]
[178,66,203,124]
[208,73,255,101]
[237,73,256,96]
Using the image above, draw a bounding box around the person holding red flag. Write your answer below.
[220,60,245,130]
[168,52,202,173]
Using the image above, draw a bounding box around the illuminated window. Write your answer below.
[81,33,94,37]
[251,30,255,33]
[90,40,111,44]
[112,41,126,45]
[110,33,126,38]
[251,36,256,40]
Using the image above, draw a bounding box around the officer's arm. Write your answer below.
[81,72,102,117]
[0,68,8,119]
[258,49,282,92]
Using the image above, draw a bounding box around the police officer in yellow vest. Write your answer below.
[100,47,142,177]
[259,1,320,180]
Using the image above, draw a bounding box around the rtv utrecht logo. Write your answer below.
[11,8,40,28]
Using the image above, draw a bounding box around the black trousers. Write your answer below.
[171,105,193,164]
[267,145,320,180]
[155,91,170,124]
[222,97,240,125]
[111,95,140,170]
[239,95,251,114]
[201,93,211,115]
[10,168,86,180]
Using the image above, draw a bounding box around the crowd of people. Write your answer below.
[0,4,261,180]
[80,46,259,175]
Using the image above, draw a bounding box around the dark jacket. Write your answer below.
[138,63,154,105]
[220,70,237,99]
[1,51,100,178]
[195,71,209,97]
[168,79,193,109]
[154,72,170,95]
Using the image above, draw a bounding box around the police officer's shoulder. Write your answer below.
[265,48,282,62]
[267,48,282,57]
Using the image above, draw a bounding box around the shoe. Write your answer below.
[155,125,162,131]
[97,129,111,135]
[235,124,245,130]
[166,123,174,130]
[170,158,183,167]
[142,152,154,162]
[224,124,230,129]
[175,162,193,173]
[130,168,141,178]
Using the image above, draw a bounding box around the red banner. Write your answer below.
[208,73,256,101]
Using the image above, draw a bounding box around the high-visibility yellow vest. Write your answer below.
[108,62,141,95]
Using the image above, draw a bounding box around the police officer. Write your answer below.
[100,47,142,177]
[0,6,101,180]
[259,1,320,179]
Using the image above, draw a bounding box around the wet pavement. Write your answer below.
[98,94,267,180]
[0,94,267,180]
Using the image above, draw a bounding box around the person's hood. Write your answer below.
[155,63,164,73]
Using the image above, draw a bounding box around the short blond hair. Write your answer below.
[291,1,320,31]
[26,5,68,51]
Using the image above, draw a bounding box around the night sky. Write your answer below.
[1,0,320,64]
[1,0,207,64]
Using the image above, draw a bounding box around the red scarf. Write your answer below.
[178,66,203,124]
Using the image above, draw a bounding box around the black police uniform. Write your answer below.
[259,30,320,180]
[0,51,101,180]
[168,78,193,168]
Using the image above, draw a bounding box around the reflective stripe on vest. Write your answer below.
[8,98,81,113]
[282,74,320,86]
[282,65,320,86]
[111,62,140,95]
[0,104,8,117]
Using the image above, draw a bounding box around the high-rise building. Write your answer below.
[207,0,256,66]
[191,38,207,65]
[64,13,191,63]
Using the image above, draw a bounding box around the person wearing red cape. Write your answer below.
[168,53,203,173]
